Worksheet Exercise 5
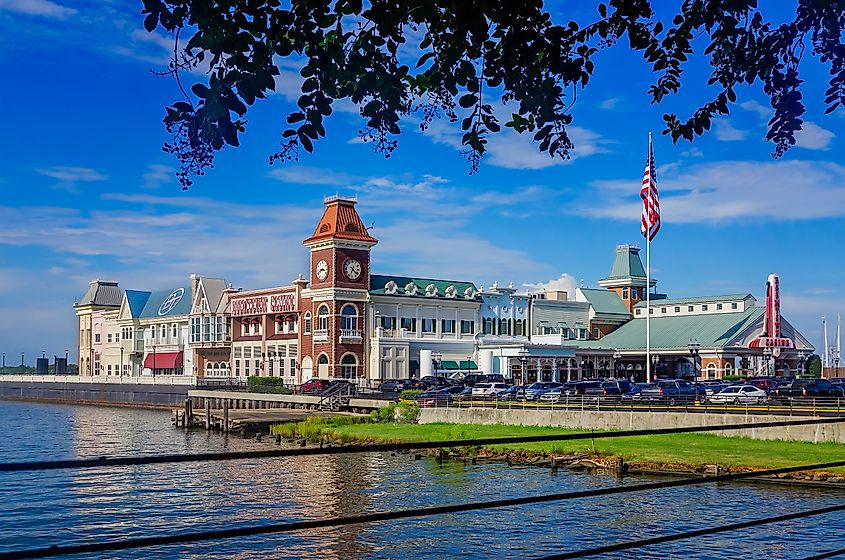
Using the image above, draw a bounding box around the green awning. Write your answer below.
[409,359,420,371]
[459,360,478,369]
[440,360,459,369]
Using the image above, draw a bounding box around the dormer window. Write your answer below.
[464,287,476,299]
[444,285,457,298]
[425,284,437,297]
[384,280,398,295]
[405,282,418,296]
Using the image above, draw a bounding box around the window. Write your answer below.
[592,327,600,339]
[499,318,509,335]
[649,308,654,314]
[702,304,708,311]
[422,318,435,333]
[460,320,474,334]
[191,317,201,343]
[688,305,694,312]
[578,328,588,340]
[401,317,416,332]
[107,364,112,375]
[94,333,101,343]
[674,306,680,313]
[254,358,260,374]
[483,318,493,334]
[515,320,524,336]
[716,303,723,310]
[731,302,738,309]
[278,353,285,376]
[123,365,129,376]
[203,316,211,342]
[379,316,397,330]
[635,309,641,316]
[340,354,358,378]
[285,316,296,333]
[661,307,667,314]
[160,324,166,340]
[317,305,330,331]
[243,346,252,359]
[442,319,456,334]
[107,333,112,343]
[275,318,284,334]
[235,360,241,376]
[216,316,224,341]
[622,287,629,299]
[304,312,311,334]
[340,304,358,331]
[706,363,717,380]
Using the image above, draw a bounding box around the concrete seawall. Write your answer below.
[0,377,192,407]
[419,407,845,444]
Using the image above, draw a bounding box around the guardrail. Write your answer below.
[0,374,198,386]
[415,394,845,415]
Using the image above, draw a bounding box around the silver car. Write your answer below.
[707,385,768,405]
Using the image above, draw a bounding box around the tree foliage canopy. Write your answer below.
[141,0,845,188]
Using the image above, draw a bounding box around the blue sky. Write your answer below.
[0,0,843,363]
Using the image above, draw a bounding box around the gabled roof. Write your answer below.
[582,306,765,351]
[196,277,229,314]
[578,288,631,318]
[75,280,122,308]
[370,274,480,301]
[125,290,152,318]
[605,245,646,280]
[304,196,377,245]
[633,293,754,308]
[139,287,192,318]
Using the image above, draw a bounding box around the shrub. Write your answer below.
[247,376,292,394]
[400,389,424,399]
[723,375,745,382]
[369,400,420,424]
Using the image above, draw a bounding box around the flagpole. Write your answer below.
[645,132,652,384]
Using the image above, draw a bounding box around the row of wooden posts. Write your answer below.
[180,397,232,432]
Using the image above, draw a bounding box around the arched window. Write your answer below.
[340,304,358,332]
[317,305,329,331]
[318,354,329,365]
[724,362,733,378]
[499,318,508,335]
[303,312,312,334]
[706,362,717,380]
[340,353,358,378]
[483,317,493,334]
[285,315,297,333]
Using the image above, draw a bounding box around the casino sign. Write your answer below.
[231,292,297,317]
[748,274,794,356]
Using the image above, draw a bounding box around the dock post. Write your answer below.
[183,398,190,428]
[205,398,211,430]
[223,400,230,433]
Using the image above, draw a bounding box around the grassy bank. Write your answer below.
[271,418,845,474]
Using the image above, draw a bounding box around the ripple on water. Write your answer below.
[0,400,843,559]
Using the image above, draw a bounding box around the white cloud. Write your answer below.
[795,122,835,151]
[36,166,108,192]
[268,166,357,187]
[142,164,175,189]
[713,119,748,141]
[583,159,845,223]
[523,274,578,298]
[0,0,76,19]
[739,100,772,121]
[680,146,704,158]
[599,97,622,110]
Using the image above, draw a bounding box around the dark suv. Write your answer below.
[774,379,844,403]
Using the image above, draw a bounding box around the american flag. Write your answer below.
[640,135,661,241]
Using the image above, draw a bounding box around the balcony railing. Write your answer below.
[340,329,362,340]
[313,329,329,342]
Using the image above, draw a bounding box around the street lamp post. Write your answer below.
[797,350,806,377]
[2,353,5,369]
[21,352,25,374]
[651,354,659,380]
[518,349,530,386]
[120,347,124,377]
[152,344,157,378]
[762,347,773,377]
[688,340,700,380]
[432,351,442,379]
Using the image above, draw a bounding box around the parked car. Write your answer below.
[774,378,845,403]
[639,379,697,404]
[538,387,566,403]
[747,377,778,393]
[378,379,412,392]
[707,384,768,405]
[699,382,728,397]
[471,382,509,397]
[460,374,489,387]
[525,382,563,401]
[622,383,648,401]
[588,380,636,401]
[497,385,526,401]
[416,386,464,407]
[300,378,331,394]
[418,376,450,389]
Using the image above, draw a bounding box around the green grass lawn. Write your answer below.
[273,420,845,471]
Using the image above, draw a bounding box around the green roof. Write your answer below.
[633,293,752,308]
[370,274,480,300]
[579,288,631,317]
[582,306,764,351]
[604,245,646,280]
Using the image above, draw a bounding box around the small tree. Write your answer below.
[805,354,822,378]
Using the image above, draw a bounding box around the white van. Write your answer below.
[472,382,509,397]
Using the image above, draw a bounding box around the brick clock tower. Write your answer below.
[301,196,377,380]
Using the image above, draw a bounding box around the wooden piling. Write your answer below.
[183,398,190,428]
[205,398,211,430]
[223,400,230,433]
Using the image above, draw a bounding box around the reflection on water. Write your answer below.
[0,400,843,559]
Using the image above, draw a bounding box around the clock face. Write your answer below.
[315,260,329,281]
[344,259,362,280]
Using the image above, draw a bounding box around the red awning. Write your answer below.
[144,351,183,370]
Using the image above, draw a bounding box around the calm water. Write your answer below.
[0,401,842,559]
